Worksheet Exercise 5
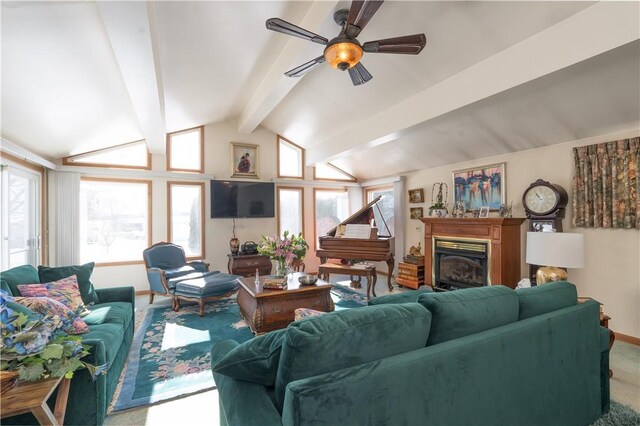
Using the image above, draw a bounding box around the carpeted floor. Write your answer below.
[109,286,367,413]
[591,401,640,426]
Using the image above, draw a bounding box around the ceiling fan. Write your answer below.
[266,0,426,86]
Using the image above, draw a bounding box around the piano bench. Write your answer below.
[318,263,378,299]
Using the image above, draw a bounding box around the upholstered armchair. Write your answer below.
[142,242,211,306]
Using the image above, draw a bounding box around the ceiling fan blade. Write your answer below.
[266,18,328,45]
[345,0,384,38]
[363,34,426,54]
[285,56,326,77]
[348,62,373,86]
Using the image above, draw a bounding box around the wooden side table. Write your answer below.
[227,254,272,277]
[1,376,71,425]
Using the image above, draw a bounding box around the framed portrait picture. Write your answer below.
[410,207,424,220]
[453,162,505,211]
[479,206,490,218]
[408,188,424,203]
[231,142,259,178]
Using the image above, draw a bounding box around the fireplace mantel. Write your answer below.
[420,217,526,289]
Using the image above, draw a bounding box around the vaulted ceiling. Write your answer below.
[2,1,639,179]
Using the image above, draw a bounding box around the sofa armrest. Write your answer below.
[95,286,135,315]
[188,260,210,272]
[212,340,281,426]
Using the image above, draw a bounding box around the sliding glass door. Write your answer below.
[1,165,41,269]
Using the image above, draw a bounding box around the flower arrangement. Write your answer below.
[0,290,106,382]
[257,231,309,276]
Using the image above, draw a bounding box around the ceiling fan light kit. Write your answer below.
[265,0,426,86]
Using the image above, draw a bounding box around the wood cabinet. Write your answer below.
[420,217,525,289]
[227,254,272,277]
[396,262,425,289]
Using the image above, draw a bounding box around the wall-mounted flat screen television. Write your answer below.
[210,180,275,218]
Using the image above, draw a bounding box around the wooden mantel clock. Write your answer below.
[522,179,569,282]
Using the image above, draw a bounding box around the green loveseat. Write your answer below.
[1,264,134,426]
[211,282,609,425]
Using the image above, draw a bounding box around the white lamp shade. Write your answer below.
[526,232,585,269]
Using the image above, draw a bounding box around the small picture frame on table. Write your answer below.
[478,206,490,218]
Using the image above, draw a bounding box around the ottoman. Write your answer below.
[173,272,241,316]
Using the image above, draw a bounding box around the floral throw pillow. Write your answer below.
[13,296,89,335]
[17,275,90,316]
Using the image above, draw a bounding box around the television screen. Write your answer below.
[211,180,275,218]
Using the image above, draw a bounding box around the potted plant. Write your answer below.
[0,290,106,383]
[257,231,309,277]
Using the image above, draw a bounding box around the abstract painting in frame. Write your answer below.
[453,162,505,211]
[231,142,259,178]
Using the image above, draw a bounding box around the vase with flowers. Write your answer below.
[257,231,309,277]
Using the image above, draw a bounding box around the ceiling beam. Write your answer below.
[307,1,640,165]
[97,1,166,154]
[237,1,338,135]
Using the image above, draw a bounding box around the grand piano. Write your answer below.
[317,196,395,291]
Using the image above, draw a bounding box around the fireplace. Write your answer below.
[433,238,490,290]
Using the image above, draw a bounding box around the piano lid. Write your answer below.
[325,195,392,238]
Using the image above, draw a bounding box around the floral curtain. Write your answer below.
[572,137,639,229]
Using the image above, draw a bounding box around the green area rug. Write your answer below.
[110,285,367,412]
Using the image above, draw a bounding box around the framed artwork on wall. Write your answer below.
[408,188,424,203]
[410,207,424,220]
[231,142,259,178]
[453,162,505,211]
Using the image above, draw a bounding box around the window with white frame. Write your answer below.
[278,186,304,237]
[278,136,304,179]
[63,140,150,170]
[314,163,356,181]
[366,186,394,237]
[79,178,151,265]
[167,126,204,173]
[168,182,204,258]
[314,189,349,248]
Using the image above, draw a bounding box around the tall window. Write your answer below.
[366,186,394,237]
[278,186,304,237]
[314,163,356,181]
[63,140,151,170]
[0,163,42,269]
[314,189,349,248]
[79,178,151,265]
[167,126,204,173]
[278,136,304,179]
[168,182,204,258]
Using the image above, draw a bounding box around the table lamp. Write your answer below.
[526,232,585,285]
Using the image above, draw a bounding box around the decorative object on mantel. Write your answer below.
[572,137,638,229]
[410,207,424,220]
[478,206,490,218]
[452,200,466,218]
[498,202,513,218]
[408,188,424,203]
[525,231,585,285]
[428,182,448,217]
[453,162,505,211]
[230,142,259,178]
[257,231,308,277]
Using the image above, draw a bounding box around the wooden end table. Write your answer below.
[318,263,378,299]
[1,376,71,425]
[236,273,334,334]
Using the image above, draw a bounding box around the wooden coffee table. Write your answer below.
[237,273,334,334]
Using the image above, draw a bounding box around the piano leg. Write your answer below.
[386,258,395,291]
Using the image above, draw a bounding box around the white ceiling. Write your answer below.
[2,1,639,179]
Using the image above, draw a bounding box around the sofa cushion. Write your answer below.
[516,281,577,320]
[14,296,89,334]
[82,323,125,367]
[0,265,40,296]
[84,302,133,331]
[212,328,287,386]
[274,303,432,410]
[368,288,433,305]
[418,285,519,346]
[38,263,99,305]
[18,275,90,315]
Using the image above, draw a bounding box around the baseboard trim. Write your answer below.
[615,332,640,346]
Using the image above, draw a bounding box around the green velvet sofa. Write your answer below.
[211,281,609,425]
[1,264,135,426]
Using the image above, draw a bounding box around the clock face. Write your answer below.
[524,185,558,215]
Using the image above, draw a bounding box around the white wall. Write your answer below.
[405,128,640,338]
